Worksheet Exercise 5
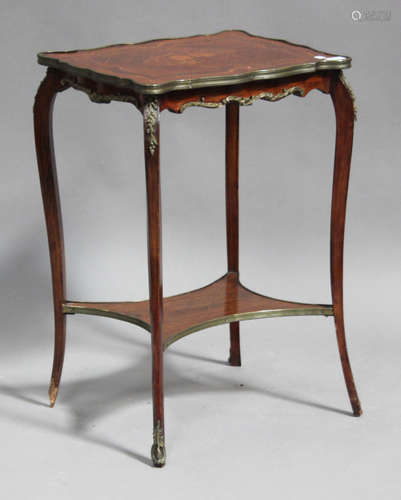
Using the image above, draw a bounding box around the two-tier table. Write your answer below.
[34,30,362,467]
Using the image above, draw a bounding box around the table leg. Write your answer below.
[143,98,166,466]
[34,69,68,408]
[226,102,241,366]
[330,72,362,416]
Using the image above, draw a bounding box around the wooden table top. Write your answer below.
[38,30,350,95]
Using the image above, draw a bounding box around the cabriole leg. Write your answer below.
[330,72,362,416]
[34,69,69,408]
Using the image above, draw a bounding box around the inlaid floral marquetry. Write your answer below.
[38,30,351,94]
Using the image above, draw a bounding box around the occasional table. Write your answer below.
[34,30,362,467]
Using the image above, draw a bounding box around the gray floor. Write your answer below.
[1,299,400,499]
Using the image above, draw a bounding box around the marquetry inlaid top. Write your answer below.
[37,30,350,95]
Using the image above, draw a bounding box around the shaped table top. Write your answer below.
[38,30,350,95]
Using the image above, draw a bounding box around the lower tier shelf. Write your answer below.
[63,272,333,348]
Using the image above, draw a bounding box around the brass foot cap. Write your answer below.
[48,378,58,408]
[151,444,166,467]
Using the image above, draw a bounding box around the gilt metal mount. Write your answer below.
[339,71,357,121]
[143,98,159,155]
[179,86,305,112]
[151,420,166,467]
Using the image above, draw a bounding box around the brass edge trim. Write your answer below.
[164,306,334,349]
[143,97,159,155]
[37,30,351,95]
[37,29,349,60]
[60,77,139,107]
[62,303,151,333]
[339,71,357,121]
[63,299,333,350]
[63,302,333,349]
[179,86,305,112]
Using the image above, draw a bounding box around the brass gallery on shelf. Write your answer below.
[62,278,334,351]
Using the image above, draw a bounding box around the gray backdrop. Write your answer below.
[1,1,400,498]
